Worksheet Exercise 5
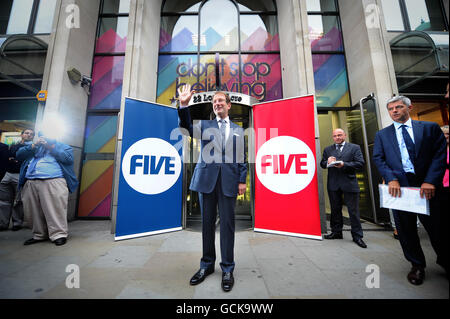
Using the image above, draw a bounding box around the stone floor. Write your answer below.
[0,220,448,299]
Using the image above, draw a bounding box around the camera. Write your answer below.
[37,131,56,145]
[81,75,92,88]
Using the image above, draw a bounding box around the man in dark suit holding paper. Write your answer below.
[373,95,447,285]
[177,84,247,292]
[320,129,367,248]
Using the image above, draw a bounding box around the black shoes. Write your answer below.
[53,237,67,246]
[24,237,67,246]
[324,232,343,239]
[189,268,234,292]
[407,266,425,285]
[189,268,214,286]
[24,238,48,245]
[221,272,234,292]
[324,232,367,248]
[353,237,367,248]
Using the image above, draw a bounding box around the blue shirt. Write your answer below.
[17,141,78,193]
[393,118,415,174]
[25,149,64,179]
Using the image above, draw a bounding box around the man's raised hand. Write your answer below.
[177,84,195,107]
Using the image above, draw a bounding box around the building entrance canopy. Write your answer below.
[0,34,47,98]
[390,31,449,98]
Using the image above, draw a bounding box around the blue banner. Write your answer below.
[115,98,183,240]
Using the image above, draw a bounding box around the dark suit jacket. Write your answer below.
[373,120,446,187]
[178,107,247,197]
[0,142,9,181]
[320,142,365,193]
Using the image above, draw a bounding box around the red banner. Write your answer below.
[253,95,322,239]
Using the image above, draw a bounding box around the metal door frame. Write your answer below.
[359,93,384,225]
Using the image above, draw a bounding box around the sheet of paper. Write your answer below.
[379,184,430,215]
[327,161,343,168]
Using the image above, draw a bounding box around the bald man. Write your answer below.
[320,129,367,248]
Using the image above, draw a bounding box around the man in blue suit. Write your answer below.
[373,95,447,285]
[177,84,247,292]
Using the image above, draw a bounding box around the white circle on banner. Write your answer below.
[255,136,316,194]
[121,138,182,195]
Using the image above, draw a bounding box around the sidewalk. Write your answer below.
[0,219,448,299]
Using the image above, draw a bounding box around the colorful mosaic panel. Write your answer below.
[78,26,125,218]
[310,25,350,108]
[88,55,124,110]
[312,54,350,108]
[157,24,282,104]
[78,160,114,217]
[78,116,117,218]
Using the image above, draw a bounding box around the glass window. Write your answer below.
[0,99,38,120]
[96,17,128,53]
[236,0,276,11]
[156,54,199,106]
[312,54,350,107]
[307,1,351,107]
[405,0,430,30]
[158,0,282,103]
[6,0,34,34]
[200,0,239,51]
[306,0,337,12]
[308,15,343,52]
[241,53,282,101]
[80,0,129,219]
[160,16,198,52]
[33,0,57,33]
[78,159,114,218]
[163,0,201,12]
[88,56,125,109]
[380,0,405,31]
[240,15,279,51]
[84,116,118,153]
[200,54,240,92]
[0,1,14,34]
[405,0,447,31]
[102,0,130,14]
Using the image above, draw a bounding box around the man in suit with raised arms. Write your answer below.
[373,95,447,285]
[177,84,247,292]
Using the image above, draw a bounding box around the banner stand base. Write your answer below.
[115,227,182,241]
[254,228,323,241]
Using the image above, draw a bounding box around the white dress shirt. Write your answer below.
[336,141,346,151]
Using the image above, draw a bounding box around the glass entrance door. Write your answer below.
[183,102,252,230]
[317,94,390,225]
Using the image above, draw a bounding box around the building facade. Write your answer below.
[0,0,448,231]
